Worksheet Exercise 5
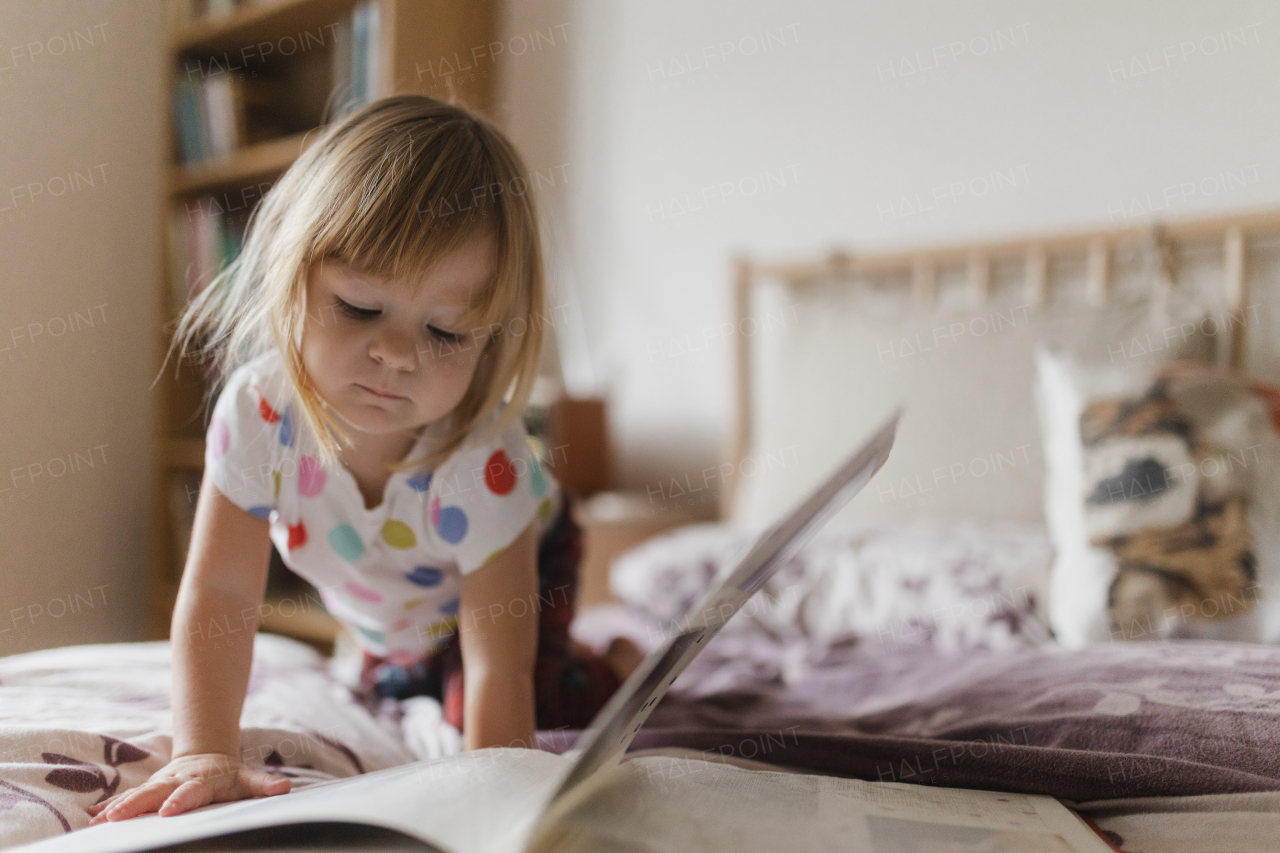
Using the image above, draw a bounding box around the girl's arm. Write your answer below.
[89,467,289,822]
[457,520,540,750]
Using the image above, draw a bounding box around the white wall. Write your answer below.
[496,0,1280,512]
[0,0,163,652]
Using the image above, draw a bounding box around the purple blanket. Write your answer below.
[539,634,1280,802]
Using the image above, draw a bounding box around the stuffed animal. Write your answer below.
[1080,378,1258,640]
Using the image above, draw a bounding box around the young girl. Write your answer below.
[89,95,642,824]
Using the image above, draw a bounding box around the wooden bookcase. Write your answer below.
[150,0,498,647]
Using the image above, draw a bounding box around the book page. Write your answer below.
[19,749,570,853]
[526,413,900,850]
[540,752,1111,853]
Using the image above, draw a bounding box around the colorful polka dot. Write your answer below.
[436,505,468,544]
[287,520,307,551]
[328,524,364,561]
[254,385,281,424]
[248,506,271,520]
[484,450,517,495]
[355,625,384,644]
[406,471,432,492]
[208,417,230,460]
[405,566,443,587]
[298,455,327,497]
[391,618,411,632]
[381,520,416,549]
[429,497,441,528]
[403,598,425,610]
[344,581,383,603]
[529,457,548,498]
[272,469,281,500]
[440,597,460,615]
[537,496,554,524]
[482,548,503,566]
[279,405,294,447]
[424,616,458,640]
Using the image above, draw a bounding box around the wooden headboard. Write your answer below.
[721,207,1280,522]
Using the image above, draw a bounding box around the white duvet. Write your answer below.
[0,633,451,849]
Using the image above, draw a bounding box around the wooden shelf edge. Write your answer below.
[171,0,356,54]
[168,129,321,196]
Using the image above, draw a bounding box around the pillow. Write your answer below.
[1034,349,1280,647]
[608,521,1054,651]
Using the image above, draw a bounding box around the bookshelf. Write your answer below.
[152,0,499,647]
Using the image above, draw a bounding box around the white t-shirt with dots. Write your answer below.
[204,349,562,663]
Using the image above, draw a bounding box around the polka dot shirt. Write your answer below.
[204,349,562,662]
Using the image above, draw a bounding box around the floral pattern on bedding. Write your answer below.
[0,634,424,849]
[608,520,1055,650]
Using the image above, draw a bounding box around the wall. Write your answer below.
[0,0,163,653]
[494,0,1280,514]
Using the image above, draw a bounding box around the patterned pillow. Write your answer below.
[1035,349,1280,647]
[608,521,1054,651]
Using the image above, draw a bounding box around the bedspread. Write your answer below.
[0,634,428,849]
[559,619,1280,804]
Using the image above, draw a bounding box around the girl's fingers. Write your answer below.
[86,768,294,825]
[240,769,291,798]
[89,791,131,814]
[158,779,211,817]
[97,782,175,823]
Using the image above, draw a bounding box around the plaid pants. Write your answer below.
[356,490,620,732]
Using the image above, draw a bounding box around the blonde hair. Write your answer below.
[165,95,547,475]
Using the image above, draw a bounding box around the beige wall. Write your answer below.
[0,1,163,653]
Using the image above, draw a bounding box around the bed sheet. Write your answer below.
[0,634,440,849]
[572,608,1280,852]
[573,602,1280,803]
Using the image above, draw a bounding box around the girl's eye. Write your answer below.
[428,325,465,345]
[335,298,380,320]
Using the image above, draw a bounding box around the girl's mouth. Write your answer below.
[358,384,405,400]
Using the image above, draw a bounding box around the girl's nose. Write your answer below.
[369,327,418,370]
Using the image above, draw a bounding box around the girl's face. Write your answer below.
[301,232,496,441]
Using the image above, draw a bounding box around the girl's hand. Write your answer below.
[86,753,290,824]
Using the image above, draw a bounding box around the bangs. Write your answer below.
[309,113,510,331]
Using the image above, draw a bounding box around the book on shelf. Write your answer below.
[171,1,382,165]
[331,0,381,118]
[176,0,283,23]
[171,73,247,163]
[168,193,248,316]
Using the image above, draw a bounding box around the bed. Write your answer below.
[6,209,1280,852]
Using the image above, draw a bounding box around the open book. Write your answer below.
[18,412,1113,853]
